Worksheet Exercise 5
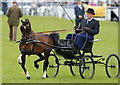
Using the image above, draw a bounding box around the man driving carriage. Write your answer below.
[66,8,100,50]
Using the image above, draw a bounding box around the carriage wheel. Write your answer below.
[105,54,120,78]
[47,54,59,77]
[70,59,80,76]
[79,55,95,79]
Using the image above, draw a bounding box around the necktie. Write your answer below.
[87,20,90,24]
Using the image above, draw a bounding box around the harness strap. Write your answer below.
[30,41,53,54]
[31,43,36,53]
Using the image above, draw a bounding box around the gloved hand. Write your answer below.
[83,27,90,32]
[75,29,84,34]
[74,26,77,30]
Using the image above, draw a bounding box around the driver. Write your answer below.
[66,8,100,50]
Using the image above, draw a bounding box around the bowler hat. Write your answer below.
[86,8,95,15]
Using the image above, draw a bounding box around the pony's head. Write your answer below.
[20,19,32,39]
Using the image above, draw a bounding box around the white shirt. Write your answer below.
[87,17,94,24]
[78,5,82,9]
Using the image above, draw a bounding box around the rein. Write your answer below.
[18,29,74,50]
[37,29,74,34]
[20,29,74,41]
[16,39,73,50]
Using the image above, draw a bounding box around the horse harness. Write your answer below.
[20,33,53,54]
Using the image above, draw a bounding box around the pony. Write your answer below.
[17,19,59,79]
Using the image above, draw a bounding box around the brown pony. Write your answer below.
[18,19,59,79]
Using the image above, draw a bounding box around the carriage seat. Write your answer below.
[59,39,101,59]
[59,39,74,48]
[59,39,77,59]
[59,39,101,50]
[82,39,101,56]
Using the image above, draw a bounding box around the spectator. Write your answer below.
[31,2,37,15]
[74,1,85,29]
[90,0,97,6]
[114,2,119,7]
[2,0,8,15]
[6,1,23,41]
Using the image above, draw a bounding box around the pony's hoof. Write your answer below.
[18,62,22,65]
[26,75,30,79]
[42,76,46,79]
[26,76,30,79]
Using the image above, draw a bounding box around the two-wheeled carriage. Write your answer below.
[46,39,120,79]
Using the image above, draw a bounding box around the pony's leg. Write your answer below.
[18,54,30,79]
[18,54,22,64]
[42,50,51,79]
[42,59,48,79]
[34,53,45,69]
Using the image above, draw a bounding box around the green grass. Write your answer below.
[2,15,118,83]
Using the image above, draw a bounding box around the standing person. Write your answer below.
[6,1,23,41]
[74,1,85,29]
[75,8,100,50]
[31,2,36,15]
[2,0,8,15]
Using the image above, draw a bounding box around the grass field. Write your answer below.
[1,15,119,83]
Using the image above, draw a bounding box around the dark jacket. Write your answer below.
[74,5,85,19]
[78,19,100,36]
[6,5,23,26]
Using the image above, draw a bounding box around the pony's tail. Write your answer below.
[50,33,59,46]
[50,33,62,55]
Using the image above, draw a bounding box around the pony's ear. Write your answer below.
[21,20,24,23]
[25,19,29,22]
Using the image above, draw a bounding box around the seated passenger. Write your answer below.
[66,8,100,50]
